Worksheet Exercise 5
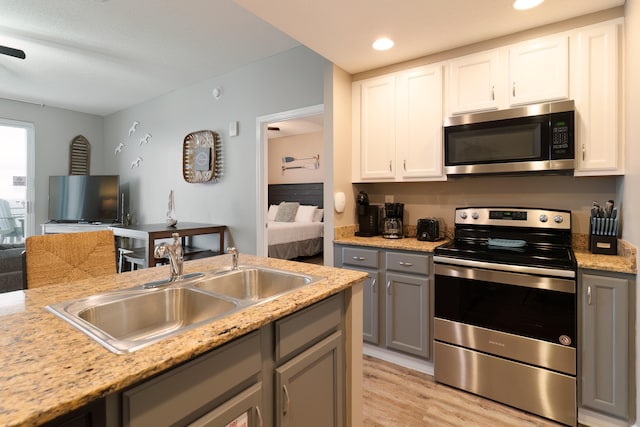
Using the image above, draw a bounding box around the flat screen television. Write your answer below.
[48,175,120,223]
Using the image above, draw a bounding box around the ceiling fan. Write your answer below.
[0,45,26,59]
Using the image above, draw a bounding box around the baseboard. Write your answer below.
[363,344,433,376]
[578,407,630,427]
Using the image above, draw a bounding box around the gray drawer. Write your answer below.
[275,293,343,363]
[342,247,379,269]
[122,331,261,427]
[386,251,429,275]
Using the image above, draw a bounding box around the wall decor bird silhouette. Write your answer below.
[128,121,139,137]
[139,132,152,145]
[130,156,143,168]
[114,142,125,155]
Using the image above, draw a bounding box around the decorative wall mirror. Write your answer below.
[182,130,222,183]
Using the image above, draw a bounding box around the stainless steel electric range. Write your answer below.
[433,207,577,427]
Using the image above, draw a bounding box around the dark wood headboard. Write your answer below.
[268,183,323,208]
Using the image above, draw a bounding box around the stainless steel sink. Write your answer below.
[47,287,238,354]
[46,265,324,354]
[194,266,319,301]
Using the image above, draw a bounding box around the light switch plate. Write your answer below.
[229,121,238,137]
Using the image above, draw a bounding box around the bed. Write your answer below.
[267,183,324,260]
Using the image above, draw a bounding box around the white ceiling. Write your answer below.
[0,0,625,117]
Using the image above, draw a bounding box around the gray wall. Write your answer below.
[103,46,327,254]
[0,99,105,232]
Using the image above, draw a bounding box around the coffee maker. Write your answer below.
[355,191,381,237]
[383,203,404,239]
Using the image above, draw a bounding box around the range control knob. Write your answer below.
[471,212,479,220]
[554,215,564,224]
[539,214,548,223]
[460,212,468,220]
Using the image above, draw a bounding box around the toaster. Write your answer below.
[417,218,445,241]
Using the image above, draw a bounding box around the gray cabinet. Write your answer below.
[385,251,430,358]
[274,293,345,427]
[275,332,343,427]
[188,383,263,427]
[335,244,431,360]
[579,270,634,421]
[122,331,262,427]
[338,247,381,345]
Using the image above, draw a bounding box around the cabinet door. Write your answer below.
[361,270,380,345]
[275,332,344,427]
[353,76,396,180]
[509,35,569,106]
[188,383,263,427]
[385,272,429,358]
[574,21,622,175]
[580,272,628,419]
[448,50,500,114]
[396,65,444,179]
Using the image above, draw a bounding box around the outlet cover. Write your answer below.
[385,195,394,203]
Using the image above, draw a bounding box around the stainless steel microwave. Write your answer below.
[443,100,575,175]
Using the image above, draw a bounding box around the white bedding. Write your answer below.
[267,221,324,246]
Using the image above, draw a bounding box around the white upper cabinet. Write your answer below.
[508,35,569,106]
[353,75,396,180]
[447,50,501,115]
[573,20,623,175]
[353,64,445,182]
[396,65,443,179]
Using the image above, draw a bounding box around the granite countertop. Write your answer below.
[0,254,367,427]
[334,235,447,253]
[334,233,637,275]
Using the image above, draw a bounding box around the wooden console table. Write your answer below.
[110,222,226,268]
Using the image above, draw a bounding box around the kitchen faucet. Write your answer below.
[154,232,184,281]
[227,247,239,270]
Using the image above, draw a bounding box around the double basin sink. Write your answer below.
[46,265,324,354]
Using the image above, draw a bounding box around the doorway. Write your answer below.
[0,119,34,243]
[256,105,324,261]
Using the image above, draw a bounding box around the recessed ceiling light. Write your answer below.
[372,38,394,51]
[513,0,544,10]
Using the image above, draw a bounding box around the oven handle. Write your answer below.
[433,255,575,279]
[434,262,575,294]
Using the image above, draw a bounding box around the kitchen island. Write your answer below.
[0,254,366,427]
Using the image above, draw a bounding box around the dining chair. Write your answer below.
[24,230,116,289]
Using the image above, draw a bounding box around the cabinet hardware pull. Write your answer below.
[582,143,586,161]
[587,285,592,305]
[283,384,290,416]
[491,85,495,100]
[256,405,264,427]
[398,261,413,267]
[352,256,366,261]
[371,278,377,293]
[386,280,391,295]
[403,160,406,171]
[512,82,516,97]
[389,160,392,172]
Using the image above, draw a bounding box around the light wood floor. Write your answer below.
[362,355,564,427]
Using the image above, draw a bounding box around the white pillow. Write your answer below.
[295,205,317,223]
[267,204,278,221]
[313,208,324,222]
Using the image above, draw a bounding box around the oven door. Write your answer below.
[435,262,577,376]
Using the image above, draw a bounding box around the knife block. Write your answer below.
[589,231,617,255]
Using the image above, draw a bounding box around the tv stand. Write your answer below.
[42,222,121,235]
